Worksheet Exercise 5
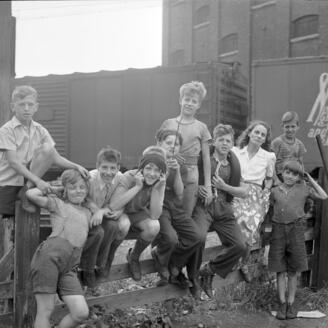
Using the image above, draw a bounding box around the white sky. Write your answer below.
[12,0,162,77]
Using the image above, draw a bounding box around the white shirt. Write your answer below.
[232,146,276,186]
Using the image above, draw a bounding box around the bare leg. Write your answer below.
[58,295,89,328]
[34,293,56,328]
[287,272,298,304]
[277,272,286,303]
[27,143,55,188]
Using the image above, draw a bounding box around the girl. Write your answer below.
[26,169,91,328]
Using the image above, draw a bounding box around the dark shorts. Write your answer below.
[127,210,150,226]
[0,186,22,217]
[30,237,84,297]
[268,221,308,273]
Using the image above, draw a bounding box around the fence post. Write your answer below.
[14,201,40,328]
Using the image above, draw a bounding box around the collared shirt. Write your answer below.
[160,117,212,165]
[0,116,55,186]
[47,195,91,248]
[88,169,122,208]
[271,135,306,175]
[270,182,316,224]
[232,146,276,186]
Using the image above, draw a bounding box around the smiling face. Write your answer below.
[248,124,268,147]
[158,134,181,157]
[65,177,88,205]
[97,160,119,184]
[11,95,38,125]
[142,162,161,185]
[282,168,300,186]
[213,133,234,157]
[179,93,201,117]
[283,119,299,140]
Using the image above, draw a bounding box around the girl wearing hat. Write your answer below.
[109,147,167,281]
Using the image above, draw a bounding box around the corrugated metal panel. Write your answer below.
[14,75,69,158]
[252,56,328,171]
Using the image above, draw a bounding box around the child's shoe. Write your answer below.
[151,247,170,282]
[240,264,251,283]
[199,263,214,298]
[169,272,192,289]
[286,302,297,319]
[276,302,287,320]
[126,248,142,281]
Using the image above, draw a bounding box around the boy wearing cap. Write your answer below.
[109,147,167,281]
[269,160,327,320]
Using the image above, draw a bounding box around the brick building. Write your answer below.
[162,0,328,79]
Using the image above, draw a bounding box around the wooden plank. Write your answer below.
[0,246,14,282]
[14,202,40,328]
[0,312,13,328]
[0,281,13,299]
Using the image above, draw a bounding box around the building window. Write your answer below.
[169,49,184,66]
[193,5,210,26]
[220,33,238,55]
[291,15,319,39]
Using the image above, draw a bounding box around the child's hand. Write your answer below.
[174,153,185,166]
[198,185,208,199]
[36,179,52,195]
[153,173,166,190]
[167,157,180,171]
[133,171,144,188]
[212,174,226,190]
[90,208,108,227]
[76,165,90,179]
[105,209,123,220]
[204,187,213,206]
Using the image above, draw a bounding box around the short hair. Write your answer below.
[236,120,272,151]
[155,129,183,146]
[213,124,235,141]
[96,146,121,166]
[61,169,90,189]
[12,85,38,102]
[281,111,300,126]
[179,81,207,102]
[283,160,304,177]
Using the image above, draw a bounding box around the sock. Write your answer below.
[106,238,123,269]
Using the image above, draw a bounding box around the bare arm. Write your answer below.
[6,150,51,193]
[201,141,213,205]
[110,172,144,211]
[149,174,166,220]
[26,188,49,208]
[167,158,183,199]
[212,175,249,198]
[305,172,328,200]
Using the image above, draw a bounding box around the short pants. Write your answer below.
[0,186,22,217]
[268,220,308,273]
[30,236,84,297]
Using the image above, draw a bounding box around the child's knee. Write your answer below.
[118,215,131,236]
[71,305,89,322]
[145,220,160,237]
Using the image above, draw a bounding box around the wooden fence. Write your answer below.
[0,171,327,327]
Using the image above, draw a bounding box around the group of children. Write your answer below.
[0,82,326,327]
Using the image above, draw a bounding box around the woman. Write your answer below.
[232,121,276,277]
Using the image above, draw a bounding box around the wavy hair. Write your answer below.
[236,120,272,151]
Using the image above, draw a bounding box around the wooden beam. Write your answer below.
[0,312,13,328]
[14,202,40,328]
[0,246,14,282]
[0,280,13,299]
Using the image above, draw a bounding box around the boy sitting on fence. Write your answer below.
[79,146,131,288]
[0,85,88,225]
[26,169,91,328]
[269,160,327,320]
[109,147,167,281]
[151,130,204,296]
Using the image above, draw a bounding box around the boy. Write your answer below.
[269,160,327,320]
[271,111,306,181]
[109,147,167,281]
[27,169,91,328]
[79,147,131,287]
[0,85,88,217]
[195,124,249,298]
[160,81,212,217]
[153,129,204,294]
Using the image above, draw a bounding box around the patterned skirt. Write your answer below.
[232,183,270,247]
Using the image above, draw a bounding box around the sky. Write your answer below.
[12,0,162,77]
